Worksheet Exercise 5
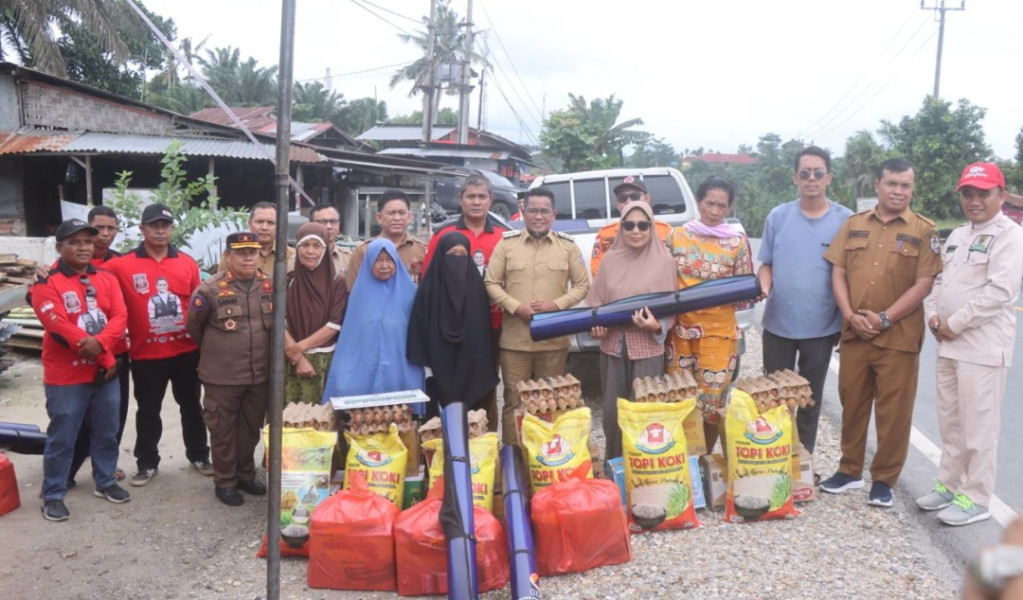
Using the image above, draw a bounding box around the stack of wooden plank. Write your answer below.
[0,306,41,352]
[0,253,37,287]
[0,254,40,353]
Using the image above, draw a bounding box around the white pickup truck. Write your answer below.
[527,167,755,360]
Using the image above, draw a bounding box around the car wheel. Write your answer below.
[490,202,512,219]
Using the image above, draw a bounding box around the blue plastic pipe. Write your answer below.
[530,275,761,342]
[0,426,46,454]
[501,445,541,600]
[440,401,478,600]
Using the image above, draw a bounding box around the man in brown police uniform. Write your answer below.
[820,158,942,507]
[485,187,590,444]
[186,232,271,506]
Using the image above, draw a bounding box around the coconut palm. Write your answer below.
[389,0,483,98]
[292,81,345,123]
[199,46,277,107]
[0,0,128,77]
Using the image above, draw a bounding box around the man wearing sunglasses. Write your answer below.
[32,219,130,521]
[590,175,672,278]
[485,187,590,444]
[757,146,853,460]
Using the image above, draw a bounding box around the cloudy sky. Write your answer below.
[142,0,1022,159]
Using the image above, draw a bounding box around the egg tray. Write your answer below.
[733,368,814,412]
[340,404,414,436]
[282,402,335,431]
[631,372,699,403]
[416,408,489,445]
[517,374,583,415]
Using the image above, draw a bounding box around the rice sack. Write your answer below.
[422,432,499,512]
[724,391,799,523]
[618,398,700,532]
[521,408,593,492]
[344,423,408,507]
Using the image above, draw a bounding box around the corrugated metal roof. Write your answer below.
[357,125,456,142]
[60,132,325,163]
[378,147,510,160]
[0,130,79,155]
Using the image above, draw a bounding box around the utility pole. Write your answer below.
[420,0,437,146]
[457,0,474,144]
[921,0,965,98]
[476,31,488,133]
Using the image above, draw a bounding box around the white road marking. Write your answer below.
[828,354,1017,528]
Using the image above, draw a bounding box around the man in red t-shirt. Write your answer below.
[423,174,508,431]
[106,204,211,487]
[32,219,131,521]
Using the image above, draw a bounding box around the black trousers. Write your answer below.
[761,329,838,454]
[130,350,209,470]
[68,352,130,481]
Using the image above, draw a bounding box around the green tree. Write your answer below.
[389,107,458,125]
[880,96,991,219]
[0,0,128,77]
[1008,125,1023,193]
[626,137,680,169]
[390,0,483,98]
[292,81,345,123]
[337,97,388,136]
[838,130,889,200]
[540,94,648,172]
[151,35,207,92]
[199,46,277,107]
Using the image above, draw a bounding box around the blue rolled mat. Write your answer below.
[0,422,42,433]
[501,444,541,600]
[440,401,479,600]
[0,427,47,454]
[530,275,761,342]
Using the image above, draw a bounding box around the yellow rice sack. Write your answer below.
[618,398,700,532]
[724,391,799,523]
[343,423,408,507]
[422,432,499,512]
[264,427,337,528]
[521,407,592,492]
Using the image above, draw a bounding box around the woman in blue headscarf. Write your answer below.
[321,239,424,404]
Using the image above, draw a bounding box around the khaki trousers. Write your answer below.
[202,382,269,488]
[837,338,919,486]
[500,349,568,445]
[936,357,1007,505]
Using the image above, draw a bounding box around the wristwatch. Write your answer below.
[968,544,1023,599]
[878,311,892,331]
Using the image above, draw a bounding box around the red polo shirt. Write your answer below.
[105,244,201,361]
[424,215,508,329]
[32,261,127,386]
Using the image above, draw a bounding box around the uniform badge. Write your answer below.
[969,234,993,254]
[261,280,272,293]
[218,280,228,288]
[224,318,237,331]
[192,295,205,312]
[133,273,150,294]
[62,291,82,314]
[40,301,54,313]
[930,234,941,254]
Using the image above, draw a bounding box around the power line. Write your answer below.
[478,3,544,123]
[294,61,414,84]
[357,0,421,24]
[486,72,540,147]
[474,38,544,131]
[348,0,413,37]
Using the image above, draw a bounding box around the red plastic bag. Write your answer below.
[532,461,631,576]
[0,452,20,518]
[308,471,401,590]
[394,478,509,596]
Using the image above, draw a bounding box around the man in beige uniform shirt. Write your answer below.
[485,187,590,444]
[308,203,352,278]
[345,190,426,290]
[219,202,295,275]
[916,163,1023,526]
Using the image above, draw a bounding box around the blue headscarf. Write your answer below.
[321,238,424,404]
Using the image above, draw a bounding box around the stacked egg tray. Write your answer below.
[631,372,699,403]
[733,368,813,412]
[283,402,335,431]
[341,404,415,435]
[518,374,583,415]
[417,408,489,444]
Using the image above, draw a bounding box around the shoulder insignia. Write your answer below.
[192,295,206,313]
[555,230,574,241]
[502,229,521,238]
[917,213,937,227]
[930,233,941,255]
[854,208,874,216]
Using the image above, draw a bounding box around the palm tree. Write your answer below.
[0,0,128,77]
[389,0,483,98]
[292,81,345,123]
[199,46,277,106]
[153,34,207,91]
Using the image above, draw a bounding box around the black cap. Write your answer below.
[55,219,98,242]
[226,231,262,250]
[613,175,647,196]
[141,203,174,224]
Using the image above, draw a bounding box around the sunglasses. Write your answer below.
[79,275,97,297]
[616,192,644,202]
[622,220,652,232]
[797,168,828,180]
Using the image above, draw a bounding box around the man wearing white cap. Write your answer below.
[917,162,1023,526]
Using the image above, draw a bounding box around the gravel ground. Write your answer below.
[0,328,961,600]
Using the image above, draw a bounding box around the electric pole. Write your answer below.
[421,0,437,146]
[921,0,965,99]
[457,0,474,145]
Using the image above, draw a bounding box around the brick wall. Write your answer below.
[21,82,173,135]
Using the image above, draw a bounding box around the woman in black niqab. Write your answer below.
[408,231,497,415]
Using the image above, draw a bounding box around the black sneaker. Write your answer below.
[215,487,244,507]
[237,479,267,496]
[819,472,865,494]
[867,481,894,507]
[130,467,158,487]
[42,499,70,522]
[94,483,131,504]
[192,459,215,477]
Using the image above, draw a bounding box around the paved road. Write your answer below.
[749,236,1020,570]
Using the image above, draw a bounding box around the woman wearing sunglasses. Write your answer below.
[665,176,754,452]
[588,201,677,461]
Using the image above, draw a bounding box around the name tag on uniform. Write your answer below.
[849,230,870,239]
[969,235,993,253]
